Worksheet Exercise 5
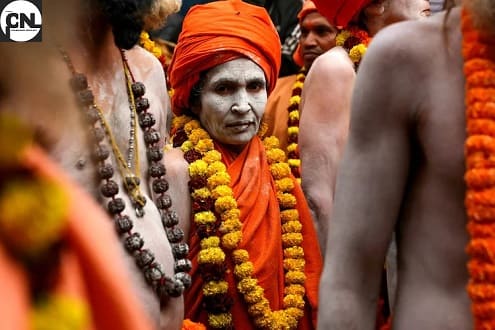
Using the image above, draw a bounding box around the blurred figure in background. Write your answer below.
[263,0,338,180]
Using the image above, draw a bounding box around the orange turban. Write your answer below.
[312,0,373,28]
[293,0,319,67]
[168,0,281,115]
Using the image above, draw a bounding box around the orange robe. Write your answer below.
[185,136,322,329]
[263,74,298,153]
[0,145,153,330]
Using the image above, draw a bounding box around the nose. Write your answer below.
[231,90,251,114]
[302,32,318,47]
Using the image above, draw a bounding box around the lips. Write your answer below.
[226,120,254,128]
[302,51,320,59]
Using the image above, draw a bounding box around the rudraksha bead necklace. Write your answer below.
[59,47,192,302]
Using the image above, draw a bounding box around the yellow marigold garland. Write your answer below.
[335,26,371,67]
[285,69,306,183]
[462,8,495,329]
[172,117,307,329]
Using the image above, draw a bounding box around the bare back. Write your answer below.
[391,8,471,329]
[318,7,472,329]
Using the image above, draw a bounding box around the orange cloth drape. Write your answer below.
[184,136,322,329]
[0,145,153,330]
[168,0,281,115]
[313,0,373,27]
[263,75,298,152]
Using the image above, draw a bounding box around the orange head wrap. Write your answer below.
[312,0,374,28]
[293,0,319,68]
[168,0,281,115]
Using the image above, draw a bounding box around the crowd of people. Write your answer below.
[1,0,494,329]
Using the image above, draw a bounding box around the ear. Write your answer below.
[363,0,386,17]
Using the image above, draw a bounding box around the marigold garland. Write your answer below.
[462,8,495,329]
[286,69,306,183]
[335,26,371,68]
[172,116,307,329]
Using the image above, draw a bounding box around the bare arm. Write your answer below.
[317,27,416,329]
[299,47,355,253]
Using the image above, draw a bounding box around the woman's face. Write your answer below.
[195,58,267,152]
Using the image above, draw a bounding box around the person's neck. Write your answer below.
[61,2,119,75]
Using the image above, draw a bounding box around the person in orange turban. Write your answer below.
[168,0,281,116]
[263,0,338,172]
[165,1,323,329]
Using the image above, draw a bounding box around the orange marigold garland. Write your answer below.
[286,69,306,183]
[462,7,495,329]
[172,116,307,329]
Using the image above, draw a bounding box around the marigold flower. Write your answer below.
[220,208,241,222]
[221,231,242,250]
[275,178,294,193]
[32,294,89,330]
[238,278,258,292]
[215,196,237,213]
[194,211,217,225]
[234,261,254,278]
[203,281,229,296]
[212,185,232,199]
[207,313,232,328]
[207,172,231,189]
[266,148,286,164]
[0,178,68,255]
[200,236,221,249]
[232,249,249,263]
[270,162,291,180]
[198,247,225,264]
[207,162,228,177]
[192,187,211,200]
[203,150,222,163]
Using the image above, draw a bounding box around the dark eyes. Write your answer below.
[214,81,264,94]
[247,81,264,92]
[215,84,232,94]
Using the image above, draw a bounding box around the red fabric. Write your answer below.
[313,0,373,27]
[184,136,322,329]
[0,145,154,330]
[168,0,281,115]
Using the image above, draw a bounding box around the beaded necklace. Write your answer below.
[172,116,307,329]
[286,69,306,182]
[59,47,191,302]
[461,8,495,329]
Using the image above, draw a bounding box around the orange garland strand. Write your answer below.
[462,8,495,329]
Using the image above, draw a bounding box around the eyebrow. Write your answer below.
[208,76,266,87]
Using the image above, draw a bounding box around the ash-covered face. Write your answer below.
[195,58,267,152]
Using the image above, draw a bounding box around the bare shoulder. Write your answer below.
[363,7,462,75]
[307,47,355,84]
